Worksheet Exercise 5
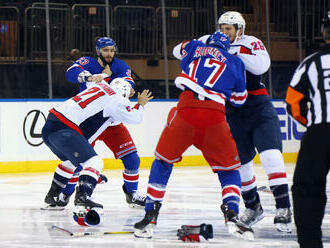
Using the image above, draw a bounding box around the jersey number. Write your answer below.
[72,87,105,109]
[188,58,226,88]
[251,41,265,50]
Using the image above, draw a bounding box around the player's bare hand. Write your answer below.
[88,74,104,82]
[137,89,153,106]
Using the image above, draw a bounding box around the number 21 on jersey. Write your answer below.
[72,87,105,109]
[188,58,227,88]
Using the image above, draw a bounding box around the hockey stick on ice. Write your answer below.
[52,225,134,237]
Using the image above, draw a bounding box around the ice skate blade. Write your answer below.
[134,228,153,239]
[40,205,65,211]
[227,222,255,241]
[234,230,255,241]
[275,223,292,233]
[128,203,145,209]
[242,213,264,226]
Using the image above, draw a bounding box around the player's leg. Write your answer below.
[43,120,103,210]
[254,101,291,232]
[100,124,144,208]
[238,160,264,225]
[226,106,263,226]
[53,163,107,209]
[60,165,82,200]
[75,155,104,210]
[201,119,253,239]
[43,160,76,209]
[42,119,79,209]
[58,133,110,201]
[292,126,329,248]
[134,107,193,238]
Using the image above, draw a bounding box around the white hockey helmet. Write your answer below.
[109,78,132,98]
[218,11,246,35]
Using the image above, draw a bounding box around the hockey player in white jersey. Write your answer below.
[42,78,153,214]
[200,11,292,232]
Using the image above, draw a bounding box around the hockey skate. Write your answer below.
[221,204,254,240]
[134,201,162,238]
[274,208,292,233]
[239,203,264,226]
[74,187,103,213]
[122,184,146,209]
[42,183,71,210]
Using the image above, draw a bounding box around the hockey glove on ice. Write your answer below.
[177,223,213,242]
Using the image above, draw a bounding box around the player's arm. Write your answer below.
[173,40,191,60]
[114,60,135,88]
[113,89,153,124]
[66,57,92,83]
[197,34,210,44]
[285,63,309,126]
[232,38,270,75]
[66,57,105,83]
[229,60,247,107]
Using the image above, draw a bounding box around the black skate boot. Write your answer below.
[42,182,66,210]
[274,208,292,233]
[221,203,254,240]
[74,186,103,210]
[122,184,146,209]
[134,201,162,238]
[57,192,71,207]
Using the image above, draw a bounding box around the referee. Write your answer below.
[285,11,330,248]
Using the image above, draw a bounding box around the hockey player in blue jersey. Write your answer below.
[199,11,292,232]
[134,32,254,240]
[44,37,146,209]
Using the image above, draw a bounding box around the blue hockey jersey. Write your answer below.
[174,40,247,107]
[66,56,134,92]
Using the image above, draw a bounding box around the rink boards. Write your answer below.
[0,99,306,173]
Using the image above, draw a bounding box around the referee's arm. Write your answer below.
[285,64,309,126]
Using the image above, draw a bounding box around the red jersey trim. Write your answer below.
[248,88,269,96]
[239,46,253,55]
[49,108,83,135]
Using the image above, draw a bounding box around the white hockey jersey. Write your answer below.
[50,81,144,143]
[199,34,270,74]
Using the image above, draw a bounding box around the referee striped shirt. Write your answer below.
[285,44,330,127]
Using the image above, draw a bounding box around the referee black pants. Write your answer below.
[292,124,330,248]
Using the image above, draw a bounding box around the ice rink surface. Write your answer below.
[0,164,329,248]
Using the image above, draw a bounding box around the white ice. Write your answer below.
[0,164,329,248]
